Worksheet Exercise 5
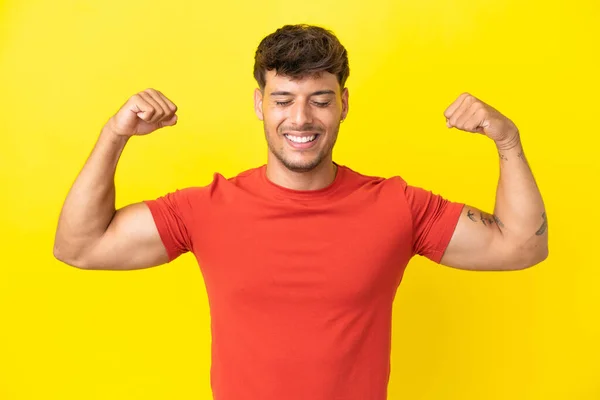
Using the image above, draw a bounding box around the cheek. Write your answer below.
[264,110,286,132]
[323,114,340,129]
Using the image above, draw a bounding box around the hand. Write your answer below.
[106,89,178,137]
[443,93,519,146]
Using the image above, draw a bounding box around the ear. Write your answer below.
[254,88,264,121]
[341,87,349,121]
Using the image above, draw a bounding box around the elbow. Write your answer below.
[519,249,548,270]
[504,244,549,271]
[536,246,549,264]
[53,242,90,270]
[526,239,549,268]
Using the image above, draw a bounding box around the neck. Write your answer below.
[265,155,337,191]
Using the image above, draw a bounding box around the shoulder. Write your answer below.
[339,164,409,193]
[181,165,267,202]
[178,166,265,193]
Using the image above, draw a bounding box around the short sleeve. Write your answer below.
[143,188,197,262]
[402,181,465,263]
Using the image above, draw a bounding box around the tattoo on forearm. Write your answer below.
[499,148,526,164]
[535,211,548,235]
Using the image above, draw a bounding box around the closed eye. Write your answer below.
[275,101,331,107]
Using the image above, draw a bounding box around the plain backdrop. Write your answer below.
[0,0,598,399]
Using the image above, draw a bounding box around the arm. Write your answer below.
[53,89,178,270]
[439,93,548,271]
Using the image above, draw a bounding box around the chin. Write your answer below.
[280,154,325,173]
[283,161,320,173]
[267,137,329,173]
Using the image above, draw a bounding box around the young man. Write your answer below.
[54,24,548,400]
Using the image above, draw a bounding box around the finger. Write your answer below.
[144,89,172,120]
[444,93,470,121]
[463,107,487,132]
[455,102,481,130]
[138,91,164,124]
[130,94,155,122]
[157,90,178,114]
[158,114,178,128]
[448,95,476,128]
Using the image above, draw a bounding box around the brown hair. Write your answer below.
[253,24,350,90]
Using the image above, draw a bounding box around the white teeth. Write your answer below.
[286,134,316,143]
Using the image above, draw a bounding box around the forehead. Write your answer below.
[264,70,339,95]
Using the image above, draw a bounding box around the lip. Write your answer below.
[284,132,320,137]
[284,133,320,149]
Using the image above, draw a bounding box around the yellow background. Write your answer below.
[1,0,598,399]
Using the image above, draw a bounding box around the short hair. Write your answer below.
[253,24,350,90]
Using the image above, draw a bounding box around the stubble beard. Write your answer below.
[264,121,340,173]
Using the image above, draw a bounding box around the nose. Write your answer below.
[290,101,313,127]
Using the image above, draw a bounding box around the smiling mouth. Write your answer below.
[283,133,321,149]
[284,134,319,143]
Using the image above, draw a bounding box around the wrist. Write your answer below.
[495,130,521,151]
[101,123,131,147]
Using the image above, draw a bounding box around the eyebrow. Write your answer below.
[270,90,336,96]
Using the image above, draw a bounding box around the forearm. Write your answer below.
[493,133,548,257]
[54,126,130,261]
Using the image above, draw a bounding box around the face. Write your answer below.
[254,70,349,173]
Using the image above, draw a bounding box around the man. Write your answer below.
[53,24,548,400]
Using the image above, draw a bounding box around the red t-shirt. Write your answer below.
[144,163,464,400]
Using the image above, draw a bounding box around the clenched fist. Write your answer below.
[444,93,519,145]
[106,89,178,137]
